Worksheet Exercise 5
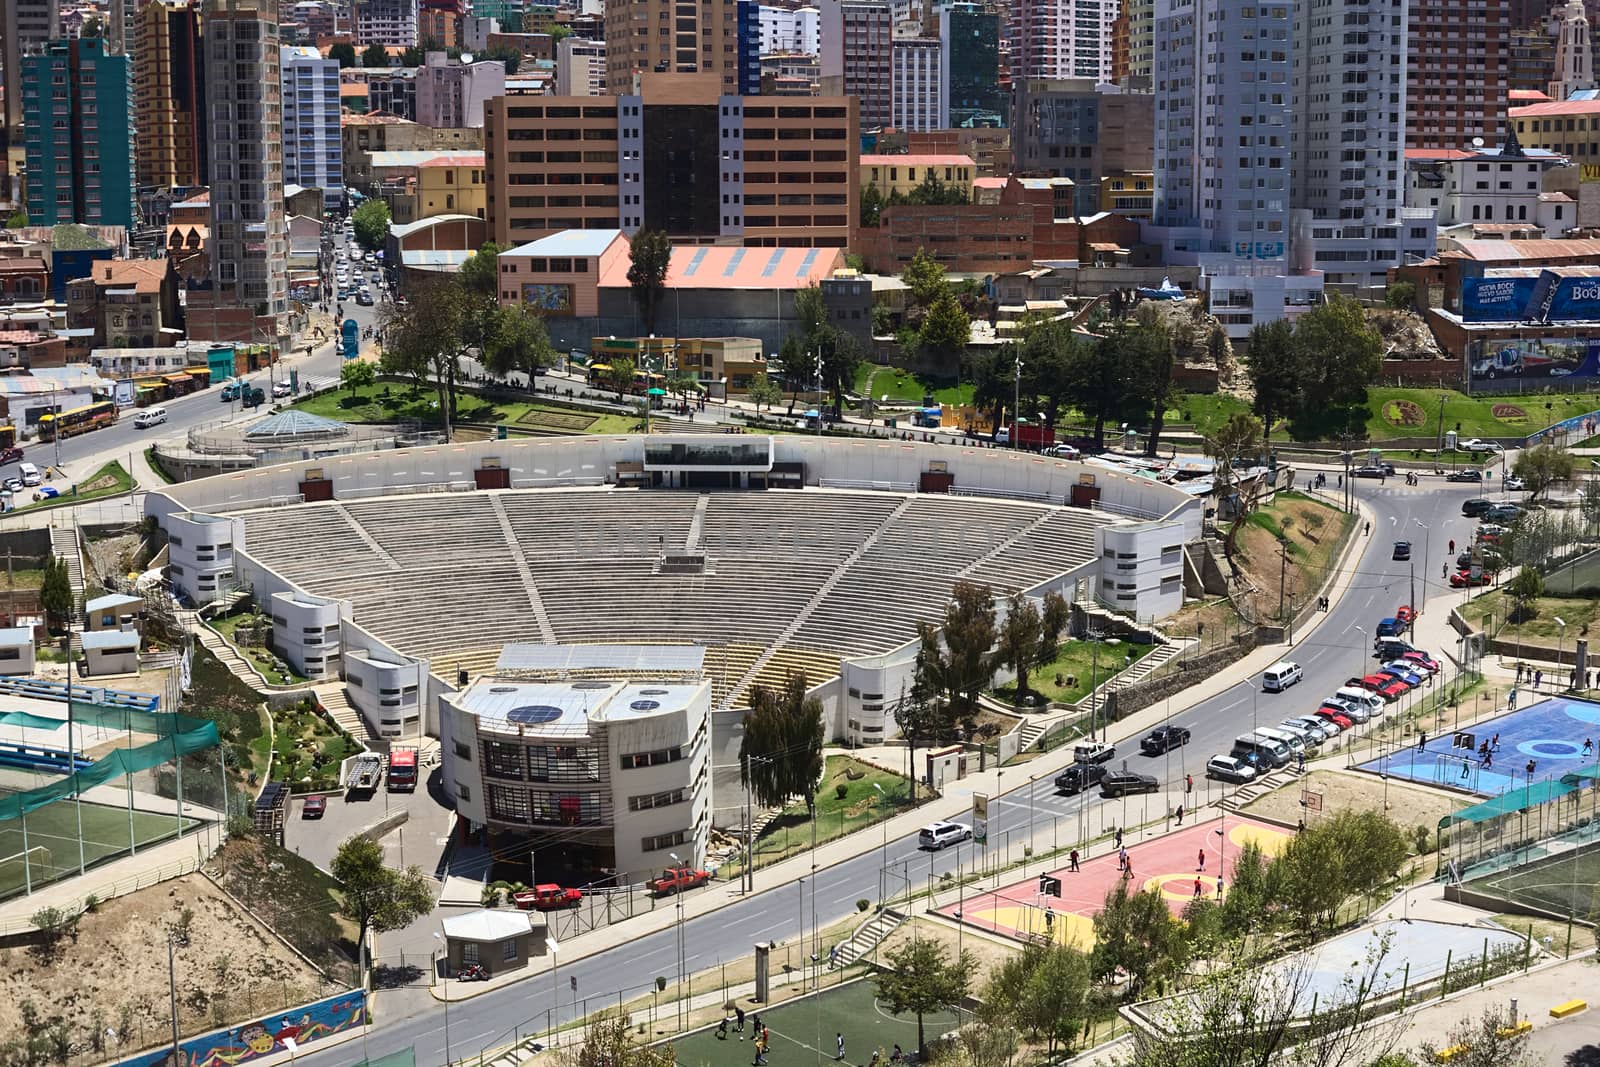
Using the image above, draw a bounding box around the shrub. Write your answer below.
[835,782,849,801]
[857,898,870,912]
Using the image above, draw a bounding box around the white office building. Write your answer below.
[1405,140,1572,235]
[1288,0,1434,292]
[760,4,820,53]
[891,34,943,132]
[1006,0,1116,82]
[1147,0,1322,338]
[281,46,343,211]
[555,36,606,95]
[440,671,711,883]
[356,0,417,46]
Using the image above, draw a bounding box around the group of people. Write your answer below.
[1513,661,1599,692]
[717,1011,906,1067]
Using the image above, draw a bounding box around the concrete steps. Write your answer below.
[50,527,85,613]
[194,623,261,683]
[314,683,371,741]
[833,908,905,967]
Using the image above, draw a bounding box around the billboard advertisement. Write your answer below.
[1469,337,1600,383]
[1462,271,1600,324]
[1461,276,1539,322]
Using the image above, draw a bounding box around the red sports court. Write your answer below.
[936,816,1293,948]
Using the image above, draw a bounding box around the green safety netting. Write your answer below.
[0,702,220,821]
[0,711,65,730]
[1439,779,1578,828]
[1561,766,1600,787]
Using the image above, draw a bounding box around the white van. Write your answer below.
[18,462,41,486]
[1254,726,1305,757]
[134,407,168,428]
[1333,686,1384,718]
[1262,661,1303,692]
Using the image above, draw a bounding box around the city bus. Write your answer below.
[38,400,119,441]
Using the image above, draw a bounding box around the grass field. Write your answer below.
[1459,588,1600,643]
[671,978,957,1067]
[0,791,199,900]
[293,381,637,434]
[992,638,1156,707]
[1468,843,1600,919]
[733,757,918,874]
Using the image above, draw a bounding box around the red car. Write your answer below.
[1314,707,1355,730]
[1395,605,1415,624]
[302,796,327,818]
[1449,569,1494,588]
[1349,674,1410,700]
[1401,651,1441,674]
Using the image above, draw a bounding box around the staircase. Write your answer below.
[50,528,85,612]
[194,623,262,684]
[833,908,906,968]
[314,683,370,740]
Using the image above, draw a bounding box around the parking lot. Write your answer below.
[284,765,455,875]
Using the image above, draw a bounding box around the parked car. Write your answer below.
[272,381,293,398]
[0,447,22,465]
[1450,569,1495,588]
[1073,741,1116,765]
[918,821,973,850]
[1392,540,1411,561]
[647,867,711,894]
[3,477,22,493]
[1503,476,1527,491]
[1352,674,1409,701]
[1140,724,1192,755]
[302,796,327,819]
[1476,523,1507,543]
[1461,498,1494,517]
[1284,714,1336,740]
[1446,469,1484,483]
[512,884,583,910]
[1314,707,1355,730]
[1205,755,1257,784]
[1400,650,1441,674]
[1484,504,1522,523]
[1461,438,1504,453]
[1100,770,1161,798]
[1054,762,1107,796]
[1353,465,1388,479]
[1396,605,1416,624]
[1379,664,1424,688]
[1322,698,1369,725]
[1457,549,1505,570]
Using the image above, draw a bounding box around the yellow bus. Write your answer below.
[38,400,118,441]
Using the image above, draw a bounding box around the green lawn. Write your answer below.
[294,381,639,435]
[735,756,920,873]
[209,611,309,685]
[264,698,362,793]
[1288,388,1600,443]
[1159,392,1253,437]
[853,363,975,408]
[8,460,131,514]
[144,445,178,484]
[992,638,1156,706]
[1459,588,1600,644]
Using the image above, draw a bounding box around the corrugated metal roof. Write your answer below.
[598,243,844,290]
[860,154,976,168]
[495,643,706,673]
[500,230,627,258]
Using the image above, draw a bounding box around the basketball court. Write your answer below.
[935,816,1294,948]
[1356,696,1600,796]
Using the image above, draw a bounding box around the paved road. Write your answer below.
[278,477,1498,1067]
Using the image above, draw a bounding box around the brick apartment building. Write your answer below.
[484,72,858,249]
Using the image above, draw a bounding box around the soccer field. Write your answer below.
[671,979,959,1067]
[1468,844,1600,918]
[0,790,199,899]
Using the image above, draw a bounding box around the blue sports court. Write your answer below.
[1356,696,1600,796]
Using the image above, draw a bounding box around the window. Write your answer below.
[622,747,684,769]
[629,789,687,811]
[454,740,472,761]
[502,939,518,961]
[456,782,472,801]
[642,829,689,852]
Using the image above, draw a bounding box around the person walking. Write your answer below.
[1535,669,1543,690]
[1175,803,1184,825]
[736,1006,746,1037]
[1118,845,1128,870]
[1418,730,1427,752]
[1193,876,1203,899]
[1069,849,1080,872]
[1492,732,1500,750]
[837,1033,846,1061]
[1216,876,1225,900]
[719,1018,730,1041]
[1509,688,1519,710]
[1198,848,1206,871]
[1297,750,1306,773]
[754,1038,768,1066]
[1585,738,1595,756]
[1114,827,1124,850]
[1186,773,1193,794]
[1449,539,1455,555]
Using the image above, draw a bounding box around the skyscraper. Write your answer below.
[356,0,417,46]
[1407,0,1510,148]
[892,32,943,132]
[1551,0,1594,98]
[939,2,1003,128]
[1289,0,1432,289]
[136,0,208,191]
[281,46,343,210]
[3,0,62,145]
[603,0,745,94]
[818,0,892,129]
[1150,0,1321,336]
[22,37,137,227]
[1007,0,1116,82]
[204,0,288,326]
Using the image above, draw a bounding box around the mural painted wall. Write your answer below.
[113,990,367,1067]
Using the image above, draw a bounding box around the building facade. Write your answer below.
[891,33,943,132]
[555,35,606,95]
[356,0,418,45]
[603,0,745,94]
[818,0,892,129]
[135,0,207,192]
[368,70,418,119]
[204,0,289,330]
[939,2,1003,128]
[1406,143,1571,231]
[1510,96,1600,157]
[1550,0,1595,98]
[281,46,343,210]
[23,38,137,228]
[2,0,61,139]
[415,51,507,128]
[759,4,820,52]
[483,74,858,248]
[1006,0,1116,82]
[1011,79,1154,218]
[1408,0,1510,149]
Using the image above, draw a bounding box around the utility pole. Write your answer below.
[168,935,181,1059]
[1279,538,1289,621]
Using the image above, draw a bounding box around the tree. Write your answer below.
[1582,478,1600,536]
[1512,443,1578,501]
[738,673,825,819]
[1090,880,1189,998]
[39,557,73,633]
[361,42,390,67]
[1385,280,1417,310]
[399,44,426,65]
[1243,318,1305,438]
[1506,566,1544,622]
[1273,810,1409,930]
[484,44,523,74]
[1071,331,1142,451]
[1218,840,1277,937]
[900,175,969,206]
[1416,1008,1541,1067]
[1294,295,1383,408]
[876,937,973,1060]
[1204,412,1265,559]
[351,198,390,251]
[626,228,672,335]
[4,209,26,228]
[913,581,997,737]
[860,182,887,228]
[378,276,473,436]
[983,943,1092,1055]
[746,371,782,412]
[458,240,503,301]
[330,835,433,976]
[915,289,972,367]
[603,355,636,401]
[482,304,556,385]
[934,1020,1018,1067]
[340,358,376,394]
[996,590,1068,702]
[1119,305,1178,456]
[902,248,947,309]
[329,42,358,67]
[565,1010,678,1067]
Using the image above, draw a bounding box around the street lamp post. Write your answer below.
[669,851,687,1025]
[1012,351,1023,451]
[1556,617,1568,690]
[1414,518,1431,614]
[1351,624,1366,684]
[872,783,890,909]
[432,933,452,1065]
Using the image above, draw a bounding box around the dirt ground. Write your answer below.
[1241,769,1466,837]
[0,872,336,1059]
[878,916,1018,990]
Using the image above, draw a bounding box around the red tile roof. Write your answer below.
[1509,99,1600,116]
[417,153,486,167]
[599,244,845,290]
[860,154,977,169]
[1509,89,1552,102]
[93,258,167,293]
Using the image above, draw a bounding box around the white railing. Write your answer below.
[818,478,917,493]
[209,494,306,513]
[0,854,206,936]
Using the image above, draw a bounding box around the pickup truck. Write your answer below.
[1073,741,1116,765]
[648,867,711,896]
[512,884,583,910]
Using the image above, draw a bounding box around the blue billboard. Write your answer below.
[1462,270,1600,323]
[1461,276,1539,322]
[1545,276,1600,320]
